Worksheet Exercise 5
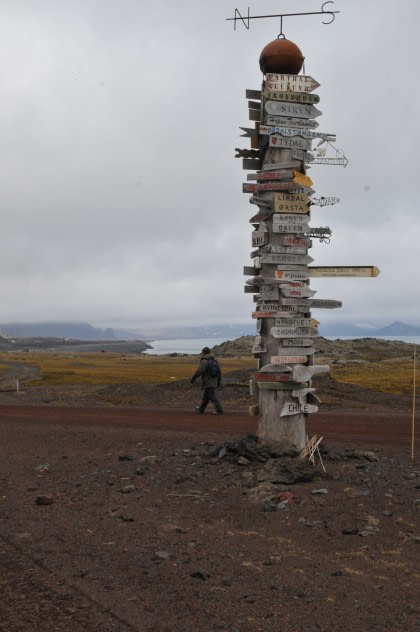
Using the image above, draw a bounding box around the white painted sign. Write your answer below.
[262,90,320,104]
[269,136,312,151]
[244,181,304,193]
[280,402,318,417]
[265,73,320,93]
[260,125,335,141]
[282,338,313,347]
[272,222,310,234]
[281,287,317,298]
[271,326,318,338]
[266,115,319,129]
[274,213,310,224]
[275,317,312,327]
[271,355,308,365]
[265,101,322,119]
[253,244,308,256]
[276,270,309,281]
[255,170,293,180]
[280,235,311,247]
[266,253,314,265]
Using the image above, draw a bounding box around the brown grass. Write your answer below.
[331,357,419,396]
[0,352,255,386]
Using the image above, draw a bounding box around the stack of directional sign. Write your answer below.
[238,70,379,450]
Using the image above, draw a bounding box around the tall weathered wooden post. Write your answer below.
[242,38,328,452]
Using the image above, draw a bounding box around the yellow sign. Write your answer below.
[308,266,380,278]
[292,171,313,187]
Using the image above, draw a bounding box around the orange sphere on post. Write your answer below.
[259,38,304,75]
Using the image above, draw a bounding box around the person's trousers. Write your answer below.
[198,387,223,413]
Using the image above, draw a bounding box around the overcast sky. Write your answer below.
[0,0,419,330]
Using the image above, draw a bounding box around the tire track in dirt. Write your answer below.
[0,533,141,632]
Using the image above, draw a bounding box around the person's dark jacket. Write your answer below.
[191,352,220,388]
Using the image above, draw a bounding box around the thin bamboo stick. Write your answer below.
[411,345,416,461]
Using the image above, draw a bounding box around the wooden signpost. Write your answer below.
[235,32,379,454]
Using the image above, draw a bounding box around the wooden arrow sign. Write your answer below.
[310,299,342,309]
[255,372,294,382]
[275,317,312,327]
[274,213,310,224]
[258,381,306,391]
[252,230,268,247]
[279,297,312,306]
[274,192,310,213]
[235,148,259,159]
[269,136,312,151]
[280,287,317,299]
[272,222,310,234]
[265,101,322,119]
[274,347,316,356]
[276,270,309,281]
[271,325,318,338]
[255,170,293,181]
[292,171,313,187]
[249,211,272,223]
[282,338,313,347]
[259,125,335,142]
[308,266,381,278]
[271,355,308,365]
[253,244,307,257]
[280,235,311,247]
[261,252,313,265]
[262,160,303,171]
[266,115,319,129]
[243,181,305,193]
[280,402,318,417]
[243,159,260,170]
[265,73,320,93]
[263,90,320,104]
[250,194,273,208]
[246,89,261,100]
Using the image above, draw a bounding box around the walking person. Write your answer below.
[191,347,223,415]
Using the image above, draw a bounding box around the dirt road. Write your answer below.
[0,404,418,632]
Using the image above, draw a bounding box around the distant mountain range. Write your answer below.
[0,320,419,342]
[318,320,420,337]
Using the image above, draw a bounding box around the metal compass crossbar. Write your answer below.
[227,2,340,31]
